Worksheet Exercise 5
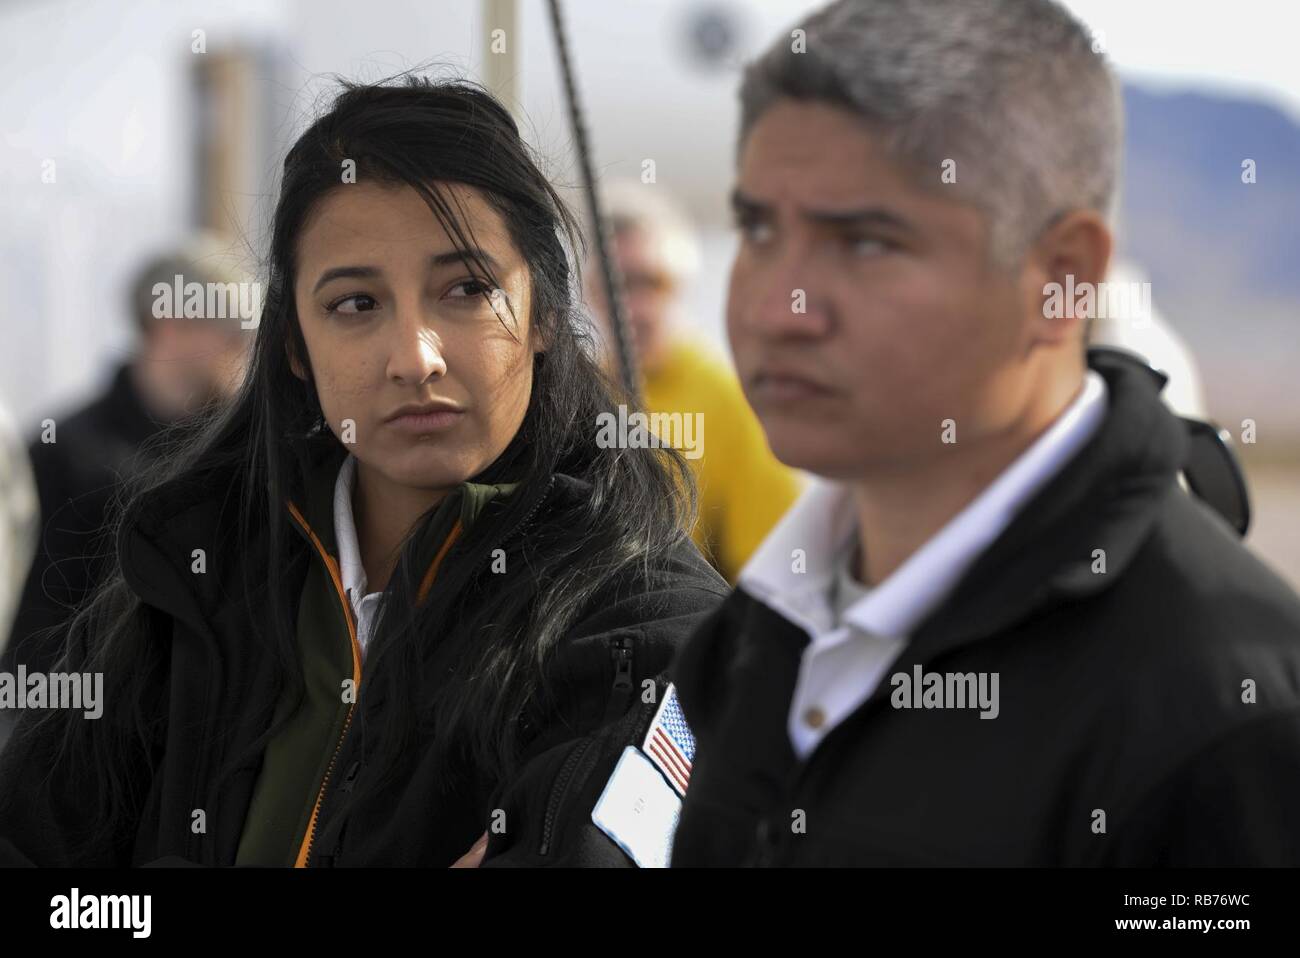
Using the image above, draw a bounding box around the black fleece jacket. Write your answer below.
[0,439,728,867]
[670,350,1300,867]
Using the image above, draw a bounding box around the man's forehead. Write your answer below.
[746,100,889,155]
[738,122,911,211]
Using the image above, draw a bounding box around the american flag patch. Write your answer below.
[642,683,695,796]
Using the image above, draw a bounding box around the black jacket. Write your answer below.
[670,350,1300,867]
[0,438,728,867]
[4,363,165,678]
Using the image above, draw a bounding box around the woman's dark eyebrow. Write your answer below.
[312,248,502,294]
[312,265,378,293]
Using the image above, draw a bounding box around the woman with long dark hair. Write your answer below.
[0,75,727,867]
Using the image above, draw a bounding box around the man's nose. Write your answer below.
[740,247,831,339]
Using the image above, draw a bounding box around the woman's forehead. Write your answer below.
[296,180,517,264]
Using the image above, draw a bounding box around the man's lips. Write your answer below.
[749,370,837,403]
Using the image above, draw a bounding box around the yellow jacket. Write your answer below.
[642,339,802,582]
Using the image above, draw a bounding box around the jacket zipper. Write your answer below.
[503,475,556,548]
[288,476,557,865]
[603,634,635,722]
[290,492,480,866]
[298,526,463,866]
[299,708,355,866]
[318,761,362,866]
[286,501,363,868]
[538,669,658,857]
[538,738,597,856]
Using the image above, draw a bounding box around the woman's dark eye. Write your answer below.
[325,293,379,315]
[448,279,494,299]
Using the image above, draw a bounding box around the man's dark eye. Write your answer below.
[734,213,773,244]
[847,235,891,256]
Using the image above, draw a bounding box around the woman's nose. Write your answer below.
[385,308,447,385]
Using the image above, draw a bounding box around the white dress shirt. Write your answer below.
[737,370,1110,759]
[333,454,384,661]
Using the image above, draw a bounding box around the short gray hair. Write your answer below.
[738,0,1122,265]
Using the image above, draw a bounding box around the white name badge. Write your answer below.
[591,746,683,868]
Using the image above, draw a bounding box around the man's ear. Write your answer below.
[1024,209,1113,348]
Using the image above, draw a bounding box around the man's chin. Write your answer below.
[763,431,858,481]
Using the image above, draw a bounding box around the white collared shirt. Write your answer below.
[737,370,1110,759]
[334,454,384,661]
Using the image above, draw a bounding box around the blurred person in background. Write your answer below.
[0,404,37,642]
[3,233,253,679]
[587,180,802,582]
[0,401,38,749]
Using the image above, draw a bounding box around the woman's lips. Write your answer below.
[385,409,466,434]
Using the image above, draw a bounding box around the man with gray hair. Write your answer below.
[667,0,1300,866]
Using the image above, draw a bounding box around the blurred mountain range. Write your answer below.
[1119,85,1299,449]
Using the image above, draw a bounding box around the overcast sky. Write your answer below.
[1063,0,1300,122]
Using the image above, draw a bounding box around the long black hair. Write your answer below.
[15,73,697,844]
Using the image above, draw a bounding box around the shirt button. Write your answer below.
[803,706,826,729]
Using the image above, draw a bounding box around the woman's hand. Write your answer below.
[450,831,489,868]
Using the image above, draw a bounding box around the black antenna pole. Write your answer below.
[545,0,642,404]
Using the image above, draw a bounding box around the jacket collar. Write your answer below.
[738,370,1109,642]
[290,448,521,602]
[117,431,582,633]
[726,350,1189,667]
[899,348,1189,663]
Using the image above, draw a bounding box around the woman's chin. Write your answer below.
[364,443,478,491]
